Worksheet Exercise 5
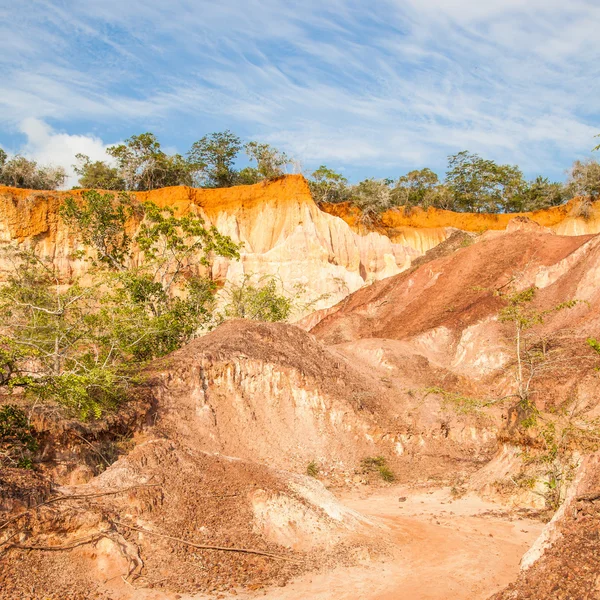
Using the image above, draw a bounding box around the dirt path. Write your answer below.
[251,485,544,600]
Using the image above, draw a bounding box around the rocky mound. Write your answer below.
[147,319,397,473]
[1,320,403,600]
[311,229,595,345]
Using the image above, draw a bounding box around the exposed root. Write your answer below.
[1,530,112,553]
[113,521,303,563]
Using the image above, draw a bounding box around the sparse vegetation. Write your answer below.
[427,286,592,510]
[361,456,395,482]
[0,404,39,468]
[222,275,294,322]
[221,274,328,323]
[306,461,320,477]
[424,386,484,414]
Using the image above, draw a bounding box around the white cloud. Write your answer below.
[18,118,116,189]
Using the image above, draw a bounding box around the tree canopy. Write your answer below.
[0,150,66,190]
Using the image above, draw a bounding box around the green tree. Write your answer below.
[567,159,600,200]
[0,190,241,419]
[445,151,525,212]
[392,168,439,206]
[0,249,121,418]
[243,141,292,181]
[308,165,349,204]
[0,154,66,190]
[187,130,241,187]
[349,178,393,223]
[60,190,134,271]
[107,133,194,191]
[73,153,125,190]
[510,176,567,212]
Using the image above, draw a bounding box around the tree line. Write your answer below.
[1,131,600,216]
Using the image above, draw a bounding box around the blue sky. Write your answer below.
[1,0,599,187]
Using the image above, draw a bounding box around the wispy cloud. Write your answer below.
[0,0,598,182]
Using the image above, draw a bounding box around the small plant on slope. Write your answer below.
[361,456,396,483]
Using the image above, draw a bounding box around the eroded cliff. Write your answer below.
[2,175,598,317]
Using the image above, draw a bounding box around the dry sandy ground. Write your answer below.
[235,485,544,600]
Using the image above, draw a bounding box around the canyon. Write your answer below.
[1,176,599,600]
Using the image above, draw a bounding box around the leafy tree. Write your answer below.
[567,159,600,200]
[187,130,242,187]
[223,275,293,322]
[107,133,194,191]
[349,178,393,223]
[0,154,66,190]
[0,249,121,418]
[73,153,125,190]
[510,176,568,212]
[392,168,440,206]
[60,190,134,271]
[308,165,350,204]
[445,151,525,212]
[243,141,292,181]
[0,190,241,418]
[391,168,458,211]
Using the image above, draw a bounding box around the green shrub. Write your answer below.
[0,404,38,468]
[306,461,320,477]
[361,456,395,482]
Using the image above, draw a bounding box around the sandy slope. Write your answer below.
[232,485,543,600]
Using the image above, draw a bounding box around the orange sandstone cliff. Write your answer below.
[1,175,598,315]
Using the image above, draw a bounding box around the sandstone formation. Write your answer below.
[0,177,415,317]
[2,176,599,318]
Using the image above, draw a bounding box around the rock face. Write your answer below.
[0,177,415,316]
[2,176,598,317]
[310,226,600,496]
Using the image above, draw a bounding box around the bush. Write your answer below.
[0,405,38,468]
[222,275,293,322]
[361,456,395,482]
[306,461,320,477]
[0,153,66,190]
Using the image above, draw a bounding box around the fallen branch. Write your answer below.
[113,521,302,563]
[0,483,160,531]
[576,491,600,502]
